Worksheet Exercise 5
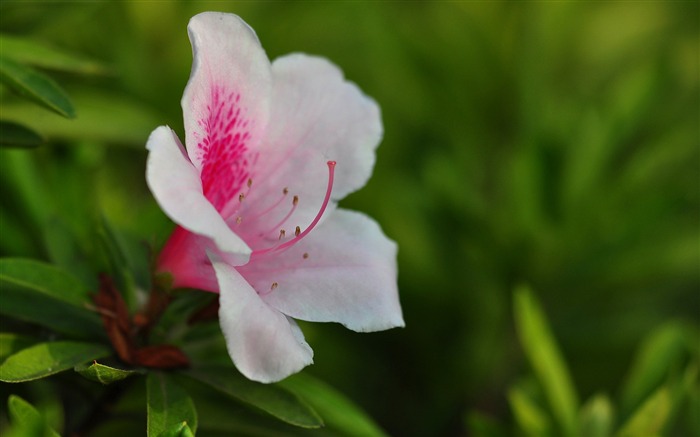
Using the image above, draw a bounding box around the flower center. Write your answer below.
[250,160,336,259]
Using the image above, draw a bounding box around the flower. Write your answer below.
[145,12,404,383]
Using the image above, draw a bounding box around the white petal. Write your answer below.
[213,258,314,383]
[183,12,272,213]
[239,54,382,233]
[146,126,251,265]
[240,209,404,332]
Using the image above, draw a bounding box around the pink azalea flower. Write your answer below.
[145,12,404,383]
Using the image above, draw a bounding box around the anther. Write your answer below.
[247,178,253,188]
[293,195,299,206]
[239,193,245,202]
[235,216,242,224]
[283,187,289,195]
[295,226,301,237]
[279,229,286,240]
[303,252,309,259]
[271,282,278,290]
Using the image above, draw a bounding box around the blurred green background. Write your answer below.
[1,2,698,436]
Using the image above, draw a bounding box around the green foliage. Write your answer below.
[147,372,198,437]
[0,56,75,118]
[0,2,697,436]
[6,395,60,437]
[0,341,110,382]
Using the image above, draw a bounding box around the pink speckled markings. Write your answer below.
[146,12,403,383]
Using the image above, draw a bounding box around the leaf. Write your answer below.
[514,285,579,436]
[616,387,671,437]
[0,34,108,74]
[0,56,75,118]
[2,89,162,146]
[7,395,60,437]
[75,360,142,385]
[0,341,109,382]
[0,333,37,364]
[280,372,388,437]
[159,422,195,437]
[184,367,323,428]
[147,372,198,437]
[0,120,43,148]
[579,394,614,437]
[0,285,104,339]
[619,322,687,415]
[507,385,551,437]
[97,216,138,311]
[0,257,92,307]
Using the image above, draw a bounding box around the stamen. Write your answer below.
[271,282,278,290]
[239,193,245,202]
[235,216,242,225]
[261,194,299,236]
[303,252,309,259]
[245,187,289,223]
[253,161,336,258]
[279,229,286,240]
[295,226,301,237]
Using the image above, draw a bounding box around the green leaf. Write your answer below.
[0,120,43,148]
[0,341,109,382]
[0,333,37,364]
[507,385,551,437]
[0,285,103,339]
[616,387,671,437]
[620,322,687,415]
[0,257,92,307]
[75,361,142,385]
[2,89,162,146]
[280,372,388,437]
[0,56,75,118]
[514,285,579,436]
[159,422,195,437]
[97,216,138,311]
[0,34,108,74]
[147,372,198,437]
[579,394,614,437]
[7,395,60,437]
[184,367,323,428]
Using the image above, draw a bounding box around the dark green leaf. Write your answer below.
[0,120,43,148]
[147,372,198,437]
[184,367,323,428]
[0,257,92,307]
[616,386,671,437]
[514,286,579,436]
[0,56,75,118]
[0,34,108,74]
[0,341,109,382]
[0,285,103,339]
[97,216,138,311]
[75,361,142,385]
[7,395,61,437]
[578,394,614,437]
[280,372,387,437]
[0,332,37,364]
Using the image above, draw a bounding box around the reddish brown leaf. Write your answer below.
[134,344,190,369]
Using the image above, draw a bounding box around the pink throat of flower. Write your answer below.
[251,160,336,259]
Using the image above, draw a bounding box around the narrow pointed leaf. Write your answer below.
[75,361,143,385]
[97,216,138,310]
[184,368,323,428]
[0,121,44,148]
[147,372,198,437]
[7,395,60,437]
[0,341,109,382]
[620,322,687,415]
[507,385,551,437]
[0,34,108,74]
[280,372,388,437]
[0,56,75,118]
[0,257,92,307]
[579,394,614,437]
[616,387,671,437]
[514,286,578,436]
